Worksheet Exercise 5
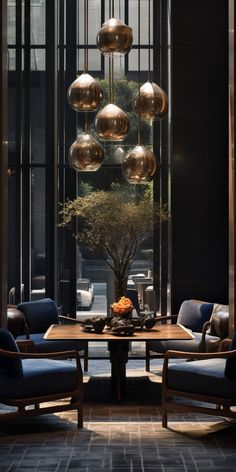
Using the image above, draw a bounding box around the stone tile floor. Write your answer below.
[1,358,236,472]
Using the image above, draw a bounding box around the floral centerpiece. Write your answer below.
[111,296,134,319]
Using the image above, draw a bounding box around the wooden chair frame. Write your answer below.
[19,312,89,372]
[0,348,83,428]
[145,313,223,372]
[161,347,236,428]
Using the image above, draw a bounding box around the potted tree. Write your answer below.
[59,189,168,300]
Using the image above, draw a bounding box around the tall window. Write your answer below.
[7,0,170,316]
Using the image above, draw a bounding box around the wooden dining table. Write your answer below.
[44,323,193,402]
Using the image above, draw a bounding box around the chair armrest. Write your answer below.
[59,315,83,324]
[154,314,178,323]
[219,338,232,351]
[200,320,211,351]
[164,348,236,360]
[0,347,79,360]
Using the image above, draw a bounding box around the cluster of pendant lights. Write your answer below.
[67,0,168,184]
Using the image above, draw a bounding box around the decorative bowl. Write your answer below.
[81,316,106,334]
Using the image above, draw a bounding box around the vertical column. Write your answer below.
[153,0,171,315]
[64,0,77,316]
[45,0,58,300]
[15,0,23,303]
[229,0,235,336]
[22,0,31,300]
[0,0,8,327]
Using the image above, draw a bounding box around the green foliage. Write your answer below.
[59,190,168,280]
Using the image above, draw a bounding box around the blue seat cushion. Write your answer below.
[0,359,78,399]
[148,332,220,354]
[177,300,213,332]
[0,329,23,377]
[16,333,87,353]
[225,333,236,378]
[167,358,236,398]
[17,298,59,334]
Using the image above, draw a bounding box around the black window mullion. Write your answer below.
[0,0,8,327]
[45,0,58,301]
[15,0,23,303]
[22,0,31,301]
[62,0,78,317]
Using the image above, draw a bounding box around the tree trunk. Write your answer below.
[114,276,128,301]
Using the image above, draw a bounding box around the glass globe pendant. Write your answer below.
[122,145,157,184]
[67,73,103,112]
[134,81,168,122]
[94,103,129,141]
[97,17,133,56]
[67,0,104,112]
[69,131,105,172]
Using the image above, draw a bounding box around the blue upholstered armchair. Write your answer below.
[0,329,83,426]
[161,336,236,428]
[145,300,228,371]
[16,298,88,371]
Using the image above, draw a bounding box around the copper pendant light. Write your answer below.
[69,131,105,172]
[97,17,133,56]
[67,0,103,112]
[121,0,157,184]
[95,102,129,141]
[68,0,105,172]
[67,73,103,112]
[122,145,157,184]
[134,81,168,121]
[95,28,129,143]
[134,0,168,122]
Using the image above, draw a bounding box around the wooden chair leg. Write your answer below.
[162,407,167,428]
[83,343,88,372]
[145,343,150,372]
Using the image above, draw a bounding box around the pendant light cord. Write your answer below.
[108,0,115,103]
[137,0,141,145]
[84,0,88,132]
[84,0,88,73]
[148,0,151,82]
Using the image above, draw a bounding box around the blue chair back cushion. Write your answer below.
[225,333,236,378]
[0,329,23,377]
[17,298,59,334]
[177,300,213,332]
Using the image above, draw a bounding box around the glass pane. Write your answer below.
[8,1,16,45]
[7,170,18,296]
[30,48,45,70]
[128,48,153,71]
[31,0,46,45]
[78,48,102,71]
[31,67,46,163]
[129,0,153,45]
[78,0,101,45]
[8,49,16,70]
[31,167,46,299]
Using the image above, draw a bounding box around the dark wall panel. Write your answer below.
[171,0,228,311]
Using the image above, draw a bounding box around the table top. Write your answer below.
[44,323,194,342]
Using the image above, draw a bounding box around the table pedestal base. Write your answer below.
[108,341,129,402]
